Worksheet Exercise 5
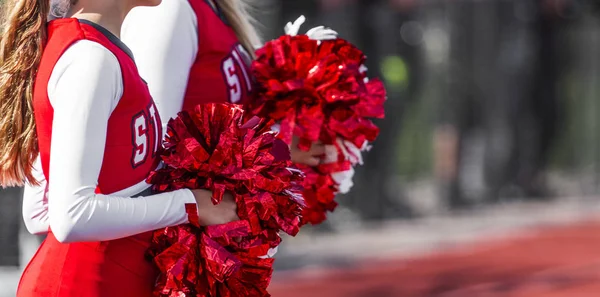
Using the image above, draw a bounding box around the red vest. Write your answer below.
[33,18,162,194]
[183,0,254,110]
[19,19,162,297]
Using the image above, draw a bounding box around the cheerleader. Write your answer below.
[120,0,338,167]
[1,0,238,296]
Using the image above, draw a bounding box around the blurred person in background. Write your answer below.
[2,0,241,296]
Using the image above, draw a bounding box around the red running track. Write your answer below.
[269,220,600,297]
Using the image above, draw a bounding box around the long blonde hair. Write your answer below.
[216,0,261,58]
[0,0,52,187]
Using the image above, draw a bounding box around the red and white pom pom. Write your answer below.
[246,21,386,225]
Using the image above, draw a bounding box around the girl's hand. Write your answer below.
[192,189,239,226]
[289,136,328,167]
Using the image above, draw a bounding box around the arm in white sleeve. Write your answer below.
[122,0,198,131]
[22,156,50,235]
[47,40,195,243]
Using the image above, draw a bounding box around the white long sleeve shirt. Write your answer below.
[121,0,199,131]
[22,40,195,242]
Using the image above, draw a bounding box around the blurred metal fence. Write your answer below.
[263,0,600,225]
[0,187,21,266]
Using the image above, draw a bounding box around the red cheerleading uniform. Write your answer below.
[182,0,254,110]
[17,19,162,297]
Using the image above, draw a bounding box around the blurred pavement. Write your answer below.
[2,196,600,296]
[270,197,600,296]
[273,196,600,271]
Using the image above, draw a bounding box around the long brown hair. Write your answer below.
[216,0,261,58]
[0,0,50,187]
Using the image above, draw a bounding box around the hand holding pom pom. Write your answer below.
[289,136,328,167]
[192,190,239,226]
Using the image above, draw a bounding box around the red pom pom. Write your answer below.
[247,35,386,225]
[249,35,385,147]
[146,103,304,296]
